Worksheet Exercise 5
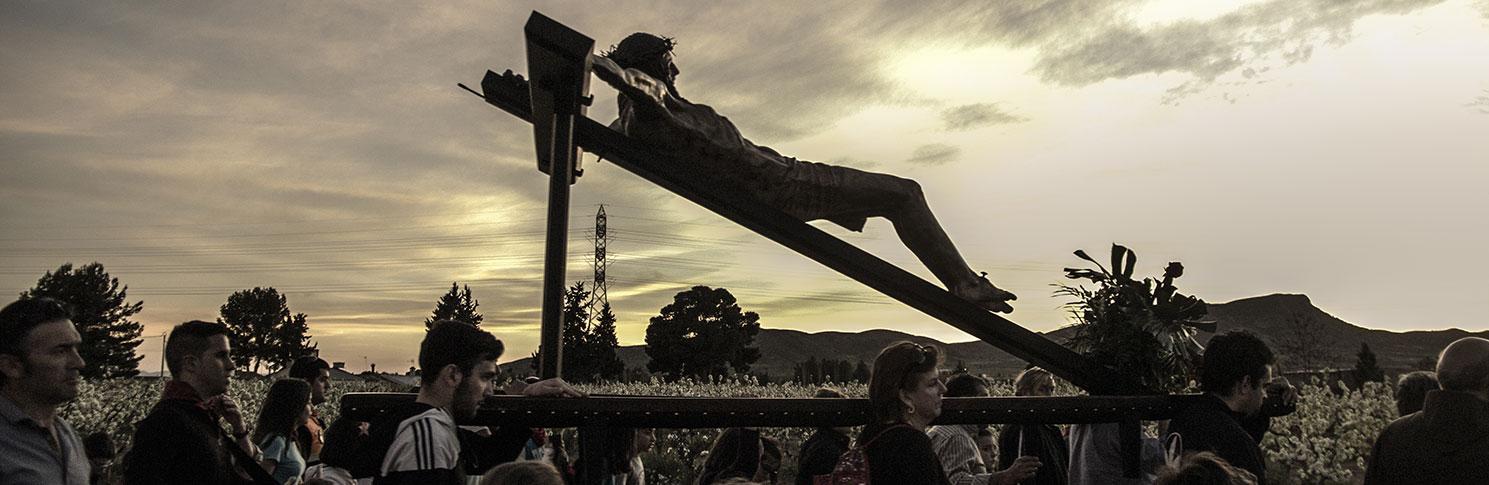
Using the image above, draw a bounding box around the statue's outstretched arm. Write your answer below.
[589,54,668,116]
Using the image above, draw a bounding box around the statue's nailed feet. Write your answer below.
[953,272,1017,314]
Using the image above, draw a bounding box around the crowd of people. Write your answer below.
[4,295,1489,484]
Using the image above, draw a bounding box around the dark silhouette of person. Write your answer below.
[1364,338,1489,485]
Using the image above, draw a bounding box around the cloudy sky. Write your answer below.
[4,0,1487,373]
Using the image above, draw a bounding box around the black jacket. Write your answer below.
[999,423,1070,485]
[861,422,951,485]
[1168,394,1268,484]
[123,397,257,485]
[1364,390,1489,485]
[796,428,850,485]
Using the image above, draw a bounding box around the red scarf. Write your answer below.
[162,380,216,417]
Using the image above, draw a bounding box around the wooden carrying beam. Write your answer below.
[342,393,1203,428]
[475,68,1147,396]
[523,11,594,380]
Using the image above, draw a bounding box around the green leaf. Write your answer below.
[1110,244,1136,279]
[1072,249,1111,276]
[1063,268,1107,282]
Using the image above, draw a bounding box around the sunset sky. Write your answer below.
[3,0,1487,374]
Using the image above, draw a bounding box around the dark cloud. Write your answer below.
[559,2,1132,142]
[1031,0,1448,102]
[941,103,1027,130]
[861,1,1137,47]
[639,7,896,141]
[905,143,961,166]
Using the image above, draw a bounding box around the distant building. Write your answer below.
[361,372,419,388]
[267,361,364,382]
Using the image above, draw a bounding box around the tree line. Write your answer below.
[15,263,767,383]
[791,356,871,385]
[17,261,1406,387]
[16,263,317,377]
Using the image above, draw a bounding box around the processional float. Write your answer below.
[343,11,1204,483]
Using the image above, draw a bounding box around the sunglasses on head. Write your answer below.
[908,343,933,365]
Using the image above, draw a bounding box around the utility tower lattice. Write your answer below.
[587,204,610,323]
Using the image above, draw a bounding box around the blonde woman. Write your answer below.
[997,368,1068,485]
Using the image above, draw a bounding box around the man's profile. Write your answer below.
[589,33,1017,313]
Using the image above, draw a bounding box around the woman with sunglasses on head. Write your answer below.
[856,341,953,484]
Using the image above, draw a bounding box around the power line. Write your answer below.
[0,217,555,243]
[0,209,543,231]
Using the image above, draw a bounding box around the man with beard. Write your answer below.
[589,33,1017,314]
[1167,330,1292,484]
[0,298,90,484]
[368,320,583,485]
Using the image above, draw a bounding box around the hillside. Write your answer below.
[502,294,1486,379]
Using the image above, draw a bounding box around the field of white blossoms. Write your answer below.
[64,377,1393,484]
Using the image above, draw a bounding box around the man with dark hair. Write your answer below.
[1392,370,1439,416]
[795,388,851,485]
[1364,337,1489,485]
[929,373,1041,485]
[589,33,1017,314]
[364,320,582,485]
[123,320,266,484]
[1169,330,1287,483]
[289,355,333,462]
[942,372,989,400]
[0,297,90,484]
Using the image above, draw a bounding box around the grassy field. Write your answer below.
[64,377,1391,484]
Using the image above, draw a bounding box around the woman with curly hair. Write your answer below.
[859,341,951,484]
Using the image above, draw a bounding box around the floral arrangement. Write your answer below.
[1056,244,1213,393]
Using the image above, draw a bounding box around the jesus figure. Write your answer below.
[590,33,1017,313]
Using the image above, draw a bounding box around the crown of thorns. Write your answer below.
[602,33,676,68]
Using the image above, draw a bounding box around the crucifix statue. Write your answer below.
[589,33,1017,314]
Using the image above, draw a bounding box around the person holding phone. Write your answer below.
[1168,330,1295,484]
[997,368,1066,485]
[929,372,1040,485]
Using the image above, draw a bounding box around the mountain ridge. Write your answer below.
[501,293,1485,379]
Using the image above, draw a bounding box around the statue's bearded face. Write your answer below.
[658,50,680,87]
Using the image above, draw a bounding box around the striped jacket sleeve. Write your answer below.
[375,410,461,485]
[928,426,992,485]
